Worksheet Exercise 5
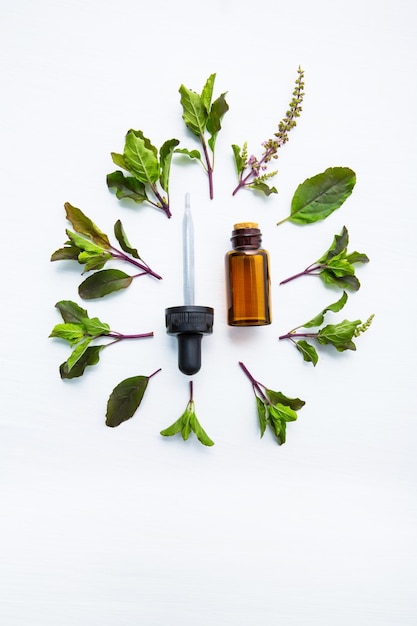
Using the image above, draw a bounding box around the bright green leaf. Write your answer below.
[66,337,92,372]
[256,396,267,437]
[303,291,348,328]
[59,345,105,379]
[123,130,160,184]
[174,147,202,160]
[189,413,215,446]
[317,319,360,351]
[179,84,207,137]
[295,340,319,365]
[265,389,306,411]
[49,323,86,345]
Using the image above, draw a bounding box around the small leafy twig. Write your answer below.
[160,380,214,446]
[278,292,374,365]
[107,129,179,218]
[239,362,305,445]
[280,226,369,291]
[276,167,356,225]
[51,202,162,299]
[232,67,304,197]
[49,300,153,379]
[106,368,161,428]
[176,73,229,199]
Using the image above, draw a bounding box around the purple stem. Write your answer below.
[279,264,323,285]
[201,137,214,199]
[238,361,269,404]
[110,247,162,280]
[278,332,318,341]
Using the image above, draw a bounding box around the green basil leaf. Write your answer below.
[269,404,298,423]
[249,181,278,196]
[64,203,111,249]
[295,340,319,365]
[59,345,105,379]
[256,396,267,437]
[346,251,370,264]
[55,300,88,324]
[49,323,86,345]
[189,413,215,447]
[320,270,361,291]
[78,251,112,272]
[105,375,150,427]
[160,414,185,437]
[114,220,140,259]
[174,147,202,160]
[66,337,92,371]
[111,152,130,171]
[159,138,180,193]
[78,269,133,299]
[207,92,229,151]
[265,389,306,411]
[303,291,348,328]
[200,73,215,111]
[318,226,349,263]
[66,230,106,256]
[181,412,192,441]
[106,170,148,204]
[123,130,159,184]
[82,317,110,336]
[50,244,81,261]
[317,319,360,351]
[179,84,207,137]
[278,167,356,225]
[232,144,244,175]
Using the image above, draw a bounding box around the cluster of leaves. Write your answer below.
[277,167,356,226]
[280,226,369,291]
[49,300,153,379]
[239,362,305,445]
[160,381,214,446]
[106,370,161,428]
[107,130,179,218]
[279,292,374,366]
[176,73,229,200]
[232,67,305,197]
[51,202,162,299]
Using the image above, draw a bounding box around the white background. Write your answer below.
[1,1,416,624]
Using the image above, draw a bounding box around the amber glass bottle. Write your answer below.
[226,222,271,326]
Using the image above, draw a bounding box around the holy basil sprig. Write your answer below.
[107,130,179,218]
[51,202,162,299]
[232,67,304,197]
[277,167,356,225]
[280,226,369,291]
[160,381,214,446]
[177,73,229,200]
[106,369,161,428]
[239,362,305,445]
[279,292,374,365]
[49,300,153,379]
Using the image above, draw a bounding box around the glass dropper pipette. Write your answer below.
[165,193,214,375]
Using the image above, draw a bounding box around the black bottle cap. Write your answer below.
[165,305,214,375]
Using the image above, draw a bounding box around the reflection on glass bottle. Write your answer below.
[226,222,271,326]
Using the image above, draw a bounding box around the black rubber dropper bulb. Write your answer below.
[165,194,214,375]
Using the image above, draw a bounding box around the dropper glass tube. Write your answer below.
[165,194,214,375]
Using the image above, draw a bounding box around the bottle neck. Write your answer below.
[231,227,262,250]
